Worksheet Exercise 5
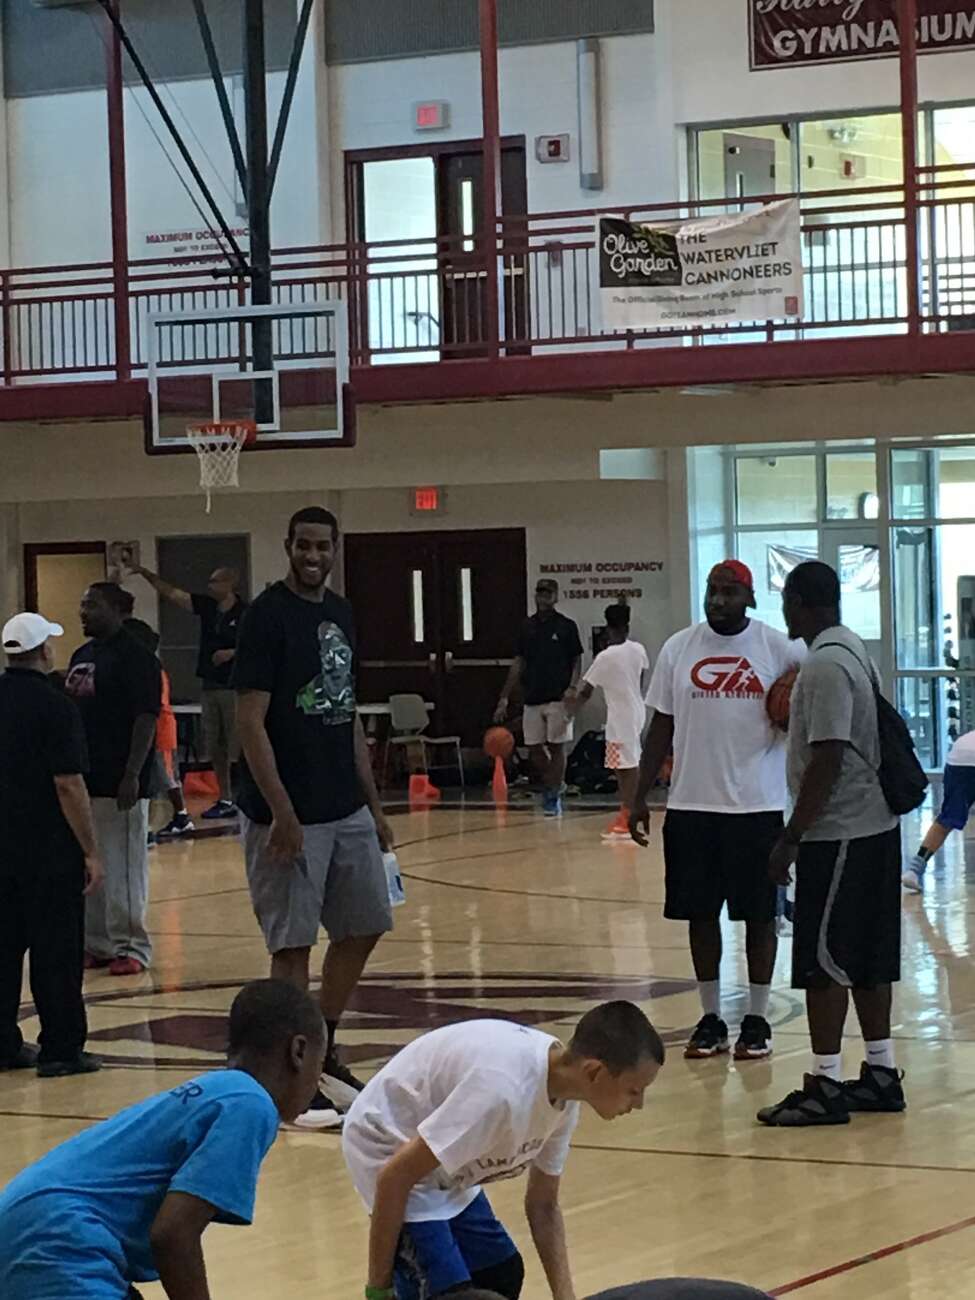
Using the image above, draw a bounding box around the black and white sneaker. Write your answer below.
[159,813,195,836]
[842,1062,906,1113]
[684,1014,730,1059]
[757,1073,850,1127]
[320,1052,366,1109]
[734,1015,773,1060]
[289,1089,344,1131]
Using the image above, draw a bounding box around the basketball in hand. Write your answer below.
[483,726,515,760]
[766,667,799,731]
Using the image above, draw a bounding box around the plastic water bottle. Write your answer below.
[384,851,406,907]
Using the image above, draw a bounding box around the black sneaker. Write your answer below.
[684,1014,730,1059]
[0,1043,39,1071]
[757,1073,850,1126]
[842,1061,906,1113]
[734,1015,773,1060]
[201,800,238,821]
[37,1051,102,1079]
[320,1051,366,1108]
[159,813,195,836]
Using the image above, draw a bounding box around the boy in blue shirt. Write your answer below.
[0,979,323,1300]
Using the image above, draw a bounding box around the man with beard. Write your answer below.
[630,561,803,1062]
[234,506,394,1129]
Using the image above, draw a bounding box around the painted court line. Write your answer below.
[572,1141,975,1178]
[769,1211,975,1294]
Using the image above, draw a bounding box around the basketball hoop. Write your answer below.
[186,421,257,513]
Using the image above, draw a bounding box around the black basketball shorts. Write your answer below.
[662,810,781,924]
[792,828,902,990]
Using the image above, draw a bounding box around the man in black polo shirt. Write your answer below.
[131,561,246,819]
[0,612,102,1077]
[65,583,161,977]
[495,578,583,817]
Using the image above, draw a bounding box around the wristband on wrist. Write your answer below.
[365,1286,395,1300]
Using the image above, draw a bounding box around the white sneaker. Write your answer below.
[320,1055,365,1110]
[902,861,925,894]
[288,1089,344,1131]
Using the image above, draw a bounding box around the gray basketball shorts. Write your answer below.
[242,805,393,952]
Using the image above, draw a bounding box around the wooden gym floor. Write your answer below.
[3,797,974,1299]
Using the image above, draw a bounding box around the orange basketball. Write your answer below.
[766,667,799,730]
[483,726,515,760]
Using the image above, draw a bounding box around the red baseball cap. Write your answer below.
[708,559,755,596]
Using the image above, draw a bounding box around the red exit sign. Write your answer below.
[411,486,445,515]
[414,101,449,131]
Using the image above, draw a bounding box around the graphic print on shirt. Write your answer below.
[689,656,766,699]
[294,620,356,725]
[64,662,96,699]
[437,1136,548,1191]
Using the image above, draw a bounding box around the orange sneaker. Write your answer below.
[601,810,631,841]
[108,956,146,977]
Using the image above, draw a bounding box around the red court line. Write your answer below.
[770,1213,975,1294]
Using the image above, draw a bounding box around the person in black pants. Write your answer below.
[0,612,103,1078]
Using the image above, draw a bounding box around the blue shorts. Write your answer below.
[394,1191,517,1300]
[937,763,975,832]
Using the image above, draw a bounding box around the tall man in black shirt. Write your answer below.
[0,612,102,1076]
[495,578,583,817]
[235,506,394,1128]
[131,561,246,819]
[65,583,161,977]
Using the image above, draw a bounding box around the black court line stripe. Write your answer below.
[401,862,661,905]
[571,1141,975,1178]
[0,1110,111,1123]
[133,932,691,951]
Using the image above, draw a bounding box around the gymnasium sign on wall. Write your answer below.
[597,199,803,332]
[749,0,975,69]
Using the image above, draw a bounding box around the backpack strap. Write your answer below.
[815,639,881,773]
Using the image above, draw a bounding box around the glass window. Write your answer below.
[826,452,878,521]
[891,449,931,520]
[736,455,817,525]
[893,526,936,668]
[936,448,975,519]
[837,543,882,642]
[799,113,903,198]
[735,529,819,631]
[897,676,941,771]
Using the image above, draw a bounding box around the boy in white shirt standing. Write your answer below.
[572,604,650,841]
[630,561,804,1062]
[342,1001,664,1300]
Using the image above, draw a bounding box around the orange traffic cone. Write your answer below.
[491,755,508,803]
[409,773,441,802]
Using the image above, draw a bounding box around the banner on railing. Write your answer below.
[750,0,975,70]
[597,199,803,332]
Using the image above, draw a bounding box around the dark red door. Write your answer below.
[344,528,527,746]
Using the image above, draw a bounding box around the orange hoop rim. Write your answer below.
[186,419,258,447]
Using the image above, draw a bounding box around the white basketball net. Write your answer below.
[186,422,254,513]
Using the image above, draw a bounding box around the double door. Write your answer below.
[344,528,527,746]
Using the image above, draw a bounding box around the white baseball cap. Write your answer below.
[2,612,64,654]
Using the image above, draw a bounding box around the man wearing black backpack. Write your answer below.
[758,560,907,1128]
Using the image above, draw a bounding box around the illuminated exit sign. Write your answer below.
[411,486,446,515]
[414,101,449,131]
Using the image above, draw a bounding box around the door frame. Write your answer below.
[23,541,107,612]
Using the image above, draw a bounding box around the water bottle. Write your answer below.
[384,851,406,907]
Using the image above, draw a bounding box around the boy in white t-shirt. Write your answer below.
[342,1002,664,1300]
[573,604,650,841]
[630,560,804,1063]
[903,728,975,892]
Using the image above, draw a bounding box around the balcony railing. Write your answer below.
[1,168,973,388]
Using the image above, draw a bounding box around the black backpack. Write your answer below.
[819,642,928,816]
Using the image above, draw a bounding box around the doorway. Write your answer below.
[346,138,529,361]
[821,528,882,664]
[23,542,107,672]
[724,132,776,203]
[344,528,527,746]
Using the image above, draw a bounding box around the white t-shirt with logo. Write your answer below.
[584,639,650,747]
[342,1020,579,1222]
[948,730,975,768]
[646,619,804,814]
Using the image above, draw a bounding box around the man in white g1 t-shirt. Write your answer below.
[630,560,804,1063]
[573,603,650,841]
[342,1003,663,1300]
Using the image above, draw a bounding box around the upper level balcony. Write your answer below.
[1,162,973,424]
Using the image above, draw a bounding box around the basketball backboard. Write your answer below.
[145,300,354,453]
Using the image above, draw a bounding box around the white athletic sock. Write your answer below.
[698,980,721,1018]
[864,1038,895,1069]
[748,983,771,1019]
[812,1053,842,1081]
